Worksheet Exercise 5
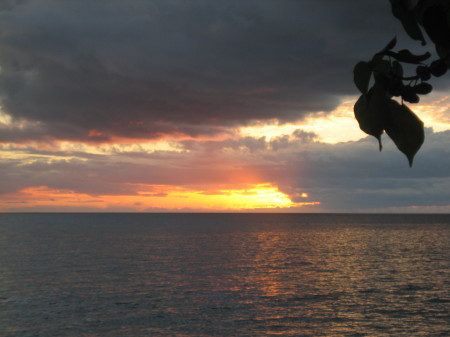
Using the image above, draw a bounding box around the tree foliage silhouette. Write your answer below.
[353,0,450,166]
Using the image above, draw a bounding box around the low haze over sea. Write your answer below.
[1,213,449,336]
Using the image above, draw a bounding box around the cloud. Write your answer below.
[2,128,450,212]
[269,129,450,211]
[0,0,406,143]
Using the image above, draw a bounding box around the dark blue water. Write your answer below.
[1,213,449,336]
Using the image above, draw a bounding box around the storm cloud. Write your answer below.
[0,0,403,142]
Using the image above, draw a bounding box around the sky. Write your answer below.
[1,0,450,212]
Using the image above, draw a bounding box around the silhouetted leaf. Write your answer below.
[435,44,450,59]
[354,85,390,150]
[372,59,391,74]
[402,87,420,103]
[422,5,450,48]
[389,0,426,45]
[430,59,448,77]
[414,82,432,95]
[385,100,424,166]
[388,79,405,97]
[372,60,392,88]
[416,65,431,81]
[353,61,372,94]
[354,95,382,150]
[391,49,431,64]
[382,37,397,52]
[392,61,403,77]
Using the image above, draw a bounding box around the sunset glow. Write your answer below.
[1,184,320,212]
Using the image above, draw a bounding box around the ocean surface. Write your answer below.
[0,213,449,337]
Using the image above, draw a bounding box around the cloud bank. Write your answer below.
[0,0,402,142]
[2,128,450,212]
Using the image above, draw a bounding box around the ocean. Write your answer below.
[0,213,449,336]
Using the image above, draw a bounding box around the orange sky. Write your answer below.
[2,184,320,212]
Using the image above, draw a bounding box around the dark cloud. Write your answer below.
[0,0,406,142]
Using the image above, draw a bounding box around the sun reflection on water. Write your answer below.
[1,214,449,336]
